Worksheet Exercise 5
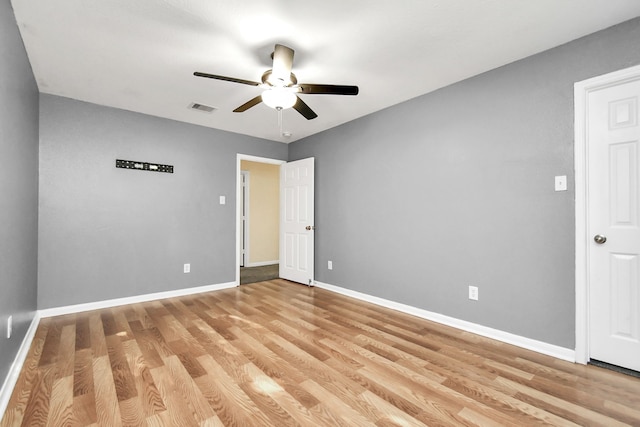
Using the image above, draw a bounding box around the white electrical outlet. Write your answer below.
[328,260,333,270]
[7,315,12,339]
[469,286,479,301]
[184,263,190,273]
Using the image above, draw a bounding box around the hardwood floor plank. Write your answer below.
[46,375,73,427]
[358,389,428,427]
[112,310,135,342]
[129,327,165,368]
[483,359,535,381]
[241,362,322,427]
[121,339,166,418]
[499,366,639,423]
[140,326,175,360]
[359,364,467,425]
[457,407,508,427]
[299,379,375,427]
[163,355,217,424]
[321,337,464,420]
[267,319,331,362]
[192,326,254,385]
[73,348,94,398]
[196,354,276,427]
[148,363,199,426]
[175,351,207,379]
[105,334,137,402]
[38,321,62,368]
[3,280,640,426]
[349,324,559,425]
[442,373,578,426]
[71,392,97,426]
[88,313,108,359]
[100,310,119,337]
[147,310,182,344]
[351,333,447,383]
[495,376,630,427]
[324,337,524,427]
[604,399,640,423]
[4,321,50,425]
[92,355,123,427]
[201,415,225,427]
[235,374,299,426]
[19,364,55,427]
[165,315,207,358]
[54,324,76,382]
[130,305,156,330]
[228,326,320,409]
[259,330,351,392]
[74,314,91,351]
[118,396,146,427]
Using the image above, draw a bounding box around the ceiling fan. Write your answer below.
[194,44,359,120]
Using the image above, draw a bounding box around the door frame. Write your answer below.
[235,154,286,285]
[240,170,250,267]
[574,63,640,364]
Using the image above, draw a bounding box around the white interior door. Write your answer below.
[588,78,640,372]
[280,158,314,285]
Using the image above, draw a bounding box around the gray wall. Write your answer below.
[38,95,287,308]
[0,0,39,389]
[289,18,640,349]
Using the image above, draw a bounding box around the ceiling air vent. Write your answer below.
[188,102,216,113]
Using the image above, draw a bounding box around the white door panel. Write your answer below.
[280,158,314,285]
[588,79,640,372]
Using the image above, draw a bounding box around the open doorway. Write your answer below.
[236,155,286,285]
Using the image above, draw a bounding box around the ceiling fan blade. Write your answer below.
[293,96,318,120]
[298,84,359,95]
[271,44,294,85]
[233,95,263,112]
[194,72,260,87]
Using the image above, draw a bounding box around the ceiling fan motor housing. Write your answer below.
[262,70,297,87]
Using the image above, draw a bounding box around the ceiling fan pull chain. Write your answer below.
[278,107,283,135]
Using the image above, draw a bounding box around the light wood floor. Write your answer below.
[2,280,640,426]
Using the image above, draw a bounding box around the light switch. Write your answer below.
[554,175,567,192]
[219,196,226,205]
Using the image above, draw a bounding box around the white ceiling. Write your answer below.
[10,0,640,143]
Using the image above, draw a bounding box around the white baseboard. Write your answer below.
[314,281,575,363]
[39,281,237,318]
[0,311,41,419]
[244,260,278,268]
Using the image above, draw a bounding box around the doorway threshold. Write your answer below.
[240,264,279,285]
[588,359,640,378]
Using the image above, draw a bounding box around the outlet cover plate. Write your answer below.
[469,286,479,301]
[555,175,567,191]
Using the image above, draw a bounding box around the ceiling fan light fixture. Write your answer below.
[194,43,358,120]
[262,88,297,110]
